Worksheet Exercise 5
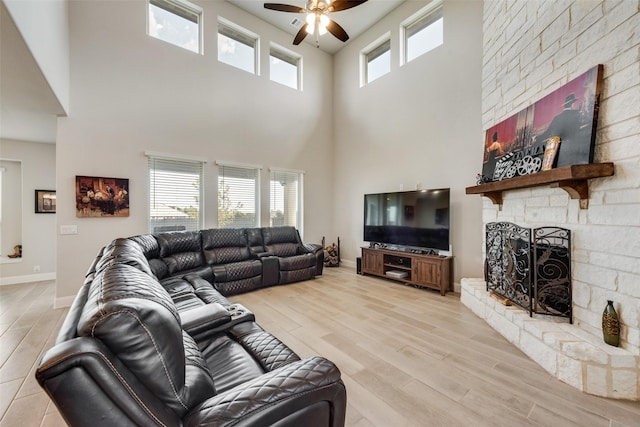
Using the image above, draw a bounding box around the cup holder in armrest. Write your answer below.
[225,303,255,324]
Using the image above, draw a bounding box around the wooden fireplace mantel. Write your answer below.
[465,163,614,209]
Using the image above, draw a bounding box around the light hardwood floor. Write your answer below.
[1,268,639,426]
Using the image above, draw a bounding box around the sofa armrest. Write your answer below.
[303,243,322,254]
[180,303,256,341]
[183,356,346,427]
[180,303,231,337]
[36,338,180,427]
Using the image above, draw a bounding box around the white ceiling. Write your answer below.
[227,0,406,54]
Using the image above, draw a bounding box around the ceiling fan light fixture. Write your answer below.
[305,12,315,25]
[306,22,315,34]
[319,14,330,27]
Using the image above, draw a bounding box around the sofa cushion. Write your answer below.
[278,253,315,271]
[261,226,305,257]
[77,263,216,418]
[156,231,204,275]
[202,228,252,265]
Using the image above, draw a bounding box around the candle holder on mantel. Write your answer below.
[602,300,620,347]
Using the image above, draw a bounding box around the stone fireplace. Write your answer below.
[471,0,640,401]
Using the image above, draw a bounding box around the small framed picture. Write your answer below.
[35,190,56,213]
[542,136,561,171]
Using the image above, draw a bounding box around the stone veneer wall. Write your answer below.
[481,0,639,353]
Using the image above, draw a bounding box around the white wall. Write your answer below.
[55,0,334,304]
[333,0,484,283]
[3,0,70,113]
[0,139,56,283]
[482,0,640,353]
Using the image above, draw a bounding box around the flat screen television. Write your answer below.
[363,188,450,251]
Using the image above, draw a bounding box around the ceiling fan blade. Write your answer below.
[264,3,306,13]
[328,0,368,13]
[326,19,349,42]
[293,24,309,45]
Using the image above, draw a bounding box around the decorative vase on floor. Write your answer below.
[602,300,620,347]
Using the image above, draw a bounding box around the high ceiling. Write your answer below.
[227,0,406,54]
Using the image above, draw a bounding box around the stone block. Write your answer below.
[611,368,638,400]
[542,331,580,351]
[562,341,609,364]
[572,280,591,308]
[610,354,637,369]
[585,364,608,396]
[520,332,556,375]
[557,353,584,390]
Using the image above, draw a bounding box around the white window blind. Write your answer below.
[148,0,202,54]
[147,154,204,233]
[403,3,443,63]
[363,36,390,85]
[270,44,300,90]
[218,19,258,74]
[270,169,303,231]
[217,163,260,228]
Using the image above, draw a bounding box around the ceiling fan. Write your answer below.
[264,1,368,46]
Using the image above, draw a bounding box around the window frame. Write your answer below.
[147,0,203,54]
[216,161,262,228]
[360,33,391,86]
[217,18,260,75]
[146,151,206,234]
[269,43,302,90]
[400,1,444,65]
[269,168,304,234]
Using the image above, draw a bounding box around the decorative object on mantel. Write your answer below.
[541,136,561,171]
[602,300,620,347]
[76,176,129,217]
[480,64,603,181]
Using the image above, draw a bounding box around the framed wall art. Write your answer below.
[76,176,129,217]
[35,190,56,213]
[480,64,603,181]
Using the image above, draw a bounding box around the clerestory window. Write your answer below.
[147,0,202,54]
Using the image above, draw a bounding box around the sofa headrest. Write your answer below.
[262,227,303,257]
[95,238,153,277]
[128,234,160,259]
[202,228,251,265]
[155,231,204,275]
[77,263,215,418]
[156,231,202,256]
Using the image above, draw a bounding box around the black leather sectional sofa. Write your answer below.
[35,227,346,426]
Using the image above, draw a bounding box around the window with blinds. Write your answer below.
[148,0,202,54]
[218,18,259,74]
[403,2,443,64]
[270,44,300,90]
[362,36,390,85]
[217,164,260,228]
[270,169,303,231]
[147,154,204,233]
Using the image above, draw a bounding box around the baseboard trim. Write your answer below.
[0,272,56,286]
[54,295,75,309]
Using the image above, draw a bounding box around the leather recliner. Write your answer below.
[35,238,347,426]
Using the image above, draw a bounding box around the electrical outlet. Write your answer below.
[33,265,41,273]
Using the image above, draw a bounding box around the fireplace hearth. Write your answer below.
[485,222,572,322]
